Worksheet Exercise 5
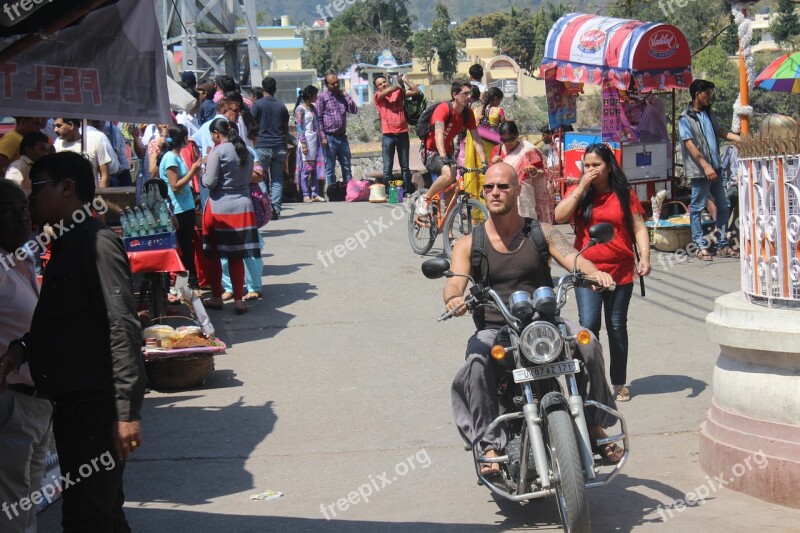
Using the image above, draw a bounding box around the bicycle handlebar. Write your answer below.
[456,165,485,174]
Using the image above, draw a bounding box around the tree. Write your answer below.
[432,3,458,80]
[452,12,512,44]
[493,5,567,75]
[607,0,731,52]
[303,37,334,77]
[769,0,800,48]
[412,30,437,84]
[691,43,739,123]
[495,8,537,74]
[302,0,413,76]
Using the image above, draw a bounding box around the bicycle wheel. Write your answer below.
[442,198,489,258]
[408,188,437,255]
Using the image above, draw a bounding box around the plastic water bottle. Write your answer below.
[119,210,132,238]
[158,202,174,232]
[125,207,139,237]
[133,206,149,235]
[142,204,158,234]
[143,187,152,212]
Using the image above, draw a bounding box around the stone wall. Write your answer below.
[349,150,384,180]
[347,151,429,190]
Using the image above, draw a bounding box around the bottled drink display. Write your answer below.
[120,193,175,238]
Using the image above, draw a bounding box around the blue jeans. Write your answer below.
[690,175,730,249]
[323,134,352,186]
[575,283,634,386]
[381,133,411,190]
[255,147,287,215]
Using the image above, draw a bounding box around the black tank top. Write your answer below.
[474,236,552,330]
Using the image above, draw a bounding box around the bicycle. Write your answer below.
[408,165,490,258]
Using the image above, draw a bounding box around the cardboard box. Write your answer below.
[124,231,177,252]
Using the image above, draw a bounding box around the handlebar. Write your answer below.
[438,273,615,325]
[555,273,615,312]
[437,287,521,329]
[456,165,485,174]
[438,302,467,322]
[581,275,617,292]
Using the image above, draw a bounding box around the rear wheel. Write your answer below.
[407,188,437,255]
[442,198,489,258]
[545,408,590,533]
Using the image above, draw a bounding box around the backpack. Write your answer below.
[470,218,552,330]
[403,92,427,126]
[470,217,551,284]
[415,101,470,141]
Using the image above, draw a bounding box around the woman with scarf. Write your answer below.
[490,121,552,223]
[201,118,260,315]
[294,85,326,203]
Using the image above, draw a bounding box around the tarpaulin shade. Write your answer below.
[0,0,118,37]
[0,0,171,123]
[541,13,693,92]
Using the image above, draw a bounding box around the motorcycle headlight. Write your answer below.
[519,321,563,364]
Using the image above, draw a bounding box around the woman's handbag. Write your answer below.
[250,182,272,228]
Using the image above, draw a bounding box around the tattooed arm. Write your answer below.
[544,224,615,288]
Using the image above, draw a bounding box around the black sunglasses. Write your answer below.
[482,183,512,192]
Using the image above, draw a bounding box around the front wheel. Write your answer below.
[545,408,590,533]
[442,198,489,258]
[407,188,437,255]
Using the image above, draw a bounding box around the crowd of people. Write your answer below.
[0,73,285,531]
[0,66,739,530]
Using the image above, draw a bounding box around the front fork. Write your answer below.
[521,378,596,491]
[521,383,551,489]
[565,373,596,480]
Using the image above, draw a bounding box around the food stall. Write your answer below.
[540,13,693,204]
[0,2,226,513]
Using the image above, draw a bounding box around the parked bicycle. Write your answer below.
[408,165,489,258]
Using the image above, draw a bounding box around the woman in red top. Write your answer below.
[554,144,651,402]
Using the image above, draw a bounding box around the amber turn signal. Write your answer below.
[576,330,592,345]
[491,345,506,360]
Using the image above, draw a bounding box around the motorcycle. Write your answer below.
[421,222,628,533]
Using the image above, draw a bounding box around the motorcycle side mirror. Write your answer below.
[588,222,614,245]
[421,258,452,279]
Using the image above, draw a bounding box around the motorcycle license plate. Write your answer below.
[513,360,580,383]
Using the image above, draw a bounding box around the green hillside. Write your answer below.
[257,0,600,28]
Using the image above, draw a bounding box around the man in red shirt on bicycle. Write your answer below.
[416,81,487,217]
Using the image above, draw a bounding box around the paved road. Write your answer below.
[38,200,800,532]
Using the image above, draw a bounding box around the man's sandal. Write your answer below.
[717,246,740,258]
[480,450,502,476]
[696,249,713,261]
[592,442,624,464]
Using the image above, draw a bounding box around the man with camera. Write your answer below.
[373,74,420,195]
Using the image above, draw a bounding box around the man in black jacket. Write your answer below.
[0,151,145,531]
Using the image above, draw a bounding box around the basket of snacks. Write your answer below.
[647,201,692,253]
[142,317,226,390]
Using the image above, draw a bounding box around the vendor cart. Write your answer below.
[540,13,694,204]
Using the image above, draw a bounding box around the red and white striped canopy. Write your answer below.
[541,13,693,92]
